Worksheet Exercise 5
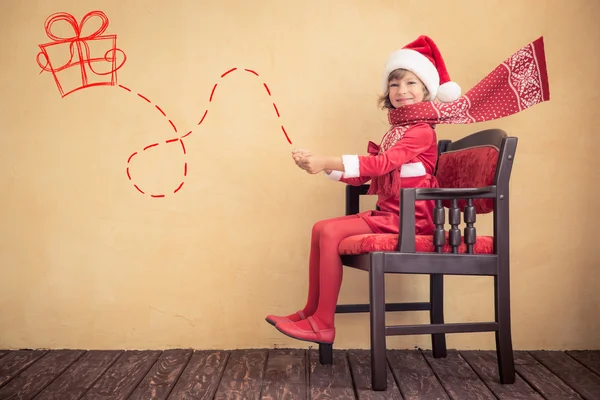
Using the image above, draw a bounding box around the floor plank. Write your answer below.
[0,350,48,389]
[0,350,84,400]
[387,349,449,400]
[530,351,600,400]
[512,351,582,399]
[513,351,539,365]
[0,348,596,399]
[260,349,306,400]
[128,349,192,400]
[309,349,355,400]
[460,350,543,400]
[79,350,162,400]
[34,350,123,400]
[566,351,600,377]
[347,349,402,399]
[213,349,268,400]
[166,350,229,400]
[423,350,496,400]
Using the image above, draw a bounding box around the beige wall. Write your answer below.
[1,0,598,351]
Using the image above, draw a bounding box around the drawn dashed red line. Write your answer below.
[155,105,166,117]
[221,68,237,77]
[143,143,159,151]
[137,93,151,103]
[209,84,217,102]
[126,67,292,197]
[198,110,208,125]
[281,126,291,145]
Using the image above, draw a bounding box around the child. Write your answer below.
[266,35,462,345]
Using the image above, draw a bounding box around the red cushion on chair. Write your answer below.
[436,145,499,214]
[339,233,494,255]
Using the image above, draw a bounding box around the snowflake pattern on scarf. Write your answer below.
[505,44,547,110]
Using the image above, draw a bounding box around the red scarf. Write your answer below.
[369,36,550,196]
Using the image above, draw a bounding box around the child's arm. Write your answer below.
[295,124,433,184]
[294,150,371,185]
[340,124,434,178]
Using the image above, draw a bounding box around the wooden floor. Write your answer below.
[0,348,599,399]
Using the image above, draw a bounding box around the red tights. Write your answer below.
[289,214,373,332]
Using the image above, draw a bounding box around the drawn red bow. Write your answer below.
[44,10,109,42]
[36,10,125,80]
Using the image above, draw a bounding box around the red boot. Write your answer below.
[265,310,306,326]
[275,317,335,345]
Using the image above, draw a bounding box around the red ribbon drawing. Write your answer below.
[123,67,293,198]
[37,10,126,97]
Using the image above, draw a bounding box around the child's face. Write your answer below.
[388,71,427,108]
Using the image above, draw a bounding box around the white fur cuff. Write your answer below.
[326,170,343,181]
[342,155,360,178]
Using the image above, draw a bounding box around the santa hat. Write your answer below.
[382,35,461,103]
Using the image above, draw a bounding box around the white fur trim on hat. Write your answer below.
[437,81,461,102]
[382,49,440,100]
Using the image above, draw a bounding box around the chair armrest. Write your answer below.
[398,186,497,253]
[345,184,371,215]
[415,186,496,200]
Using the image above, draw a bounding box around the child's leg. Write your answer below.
[267,214,363,325]
[278,216,373,340]
[302,215,368,317]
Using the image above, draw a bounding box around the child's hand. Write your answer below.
[292,148,311,161]
[292,149,311,169]
[292,149,330,174]
[297,154,326,174]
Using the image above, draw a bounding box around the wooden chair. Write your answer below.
[317,128,517,391]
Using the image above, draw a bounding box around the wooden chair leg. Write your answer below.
[369,255,387,391]
[318,343,333,365]
[430,274,447,358]
[495,273,515,384]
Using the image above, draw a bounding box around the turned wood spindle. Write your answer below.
[433,199,445,253]
[464,198,477,254]
[449,199,461,254]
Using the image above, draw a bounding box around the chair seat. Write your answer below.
[339,233,494,255]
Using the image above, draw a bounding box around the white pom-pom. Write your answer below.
[437,81,461,102]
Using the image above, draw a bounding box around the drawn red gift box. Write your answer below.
[36,11,127,97]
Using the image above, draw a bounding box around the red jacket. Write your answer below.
[327,123,438,234]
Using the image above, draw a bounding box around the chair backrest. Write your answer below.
[434,129,512,214]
